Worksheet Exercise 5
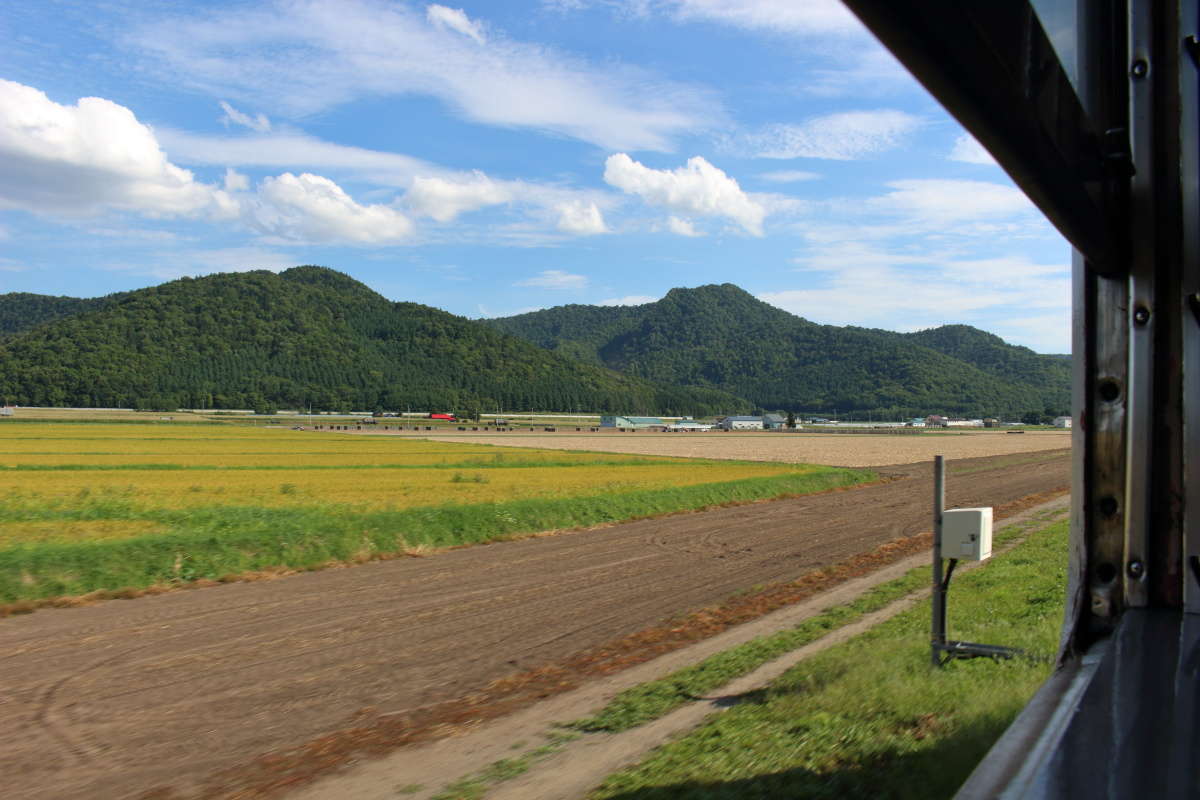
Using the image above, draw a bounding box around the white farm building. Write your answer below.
[718,416,764,430]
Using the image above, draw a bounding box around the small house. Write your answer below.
[1054,416,1073,428]
[763,413,787,430]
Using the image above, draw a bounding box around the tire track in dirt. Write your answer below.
[0,451,1069,799]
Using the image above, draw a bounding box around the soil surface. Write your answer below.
[407,429,1071,467]
[0,450,1069,799]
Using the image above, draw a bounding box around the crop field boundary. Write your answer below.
[288,497,1070,800]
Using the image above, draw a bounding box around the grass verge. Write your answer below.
[588,514,1069,799]
[0,467,870,607]
[570,507,1063,735]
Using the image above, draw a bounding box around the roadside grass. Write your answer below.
[570,508,1063,735]
[588,515,1069,800]
[0,467,871,606]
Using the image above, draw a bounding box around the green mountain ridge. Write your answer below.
[0,268,746,415]
[485,283,1071,418]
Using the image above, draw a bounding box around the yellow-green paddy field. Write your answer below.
[0,421,870,606]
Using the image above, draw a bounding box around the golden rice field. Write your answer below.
[0,422,806,536]
[0,421,871,603]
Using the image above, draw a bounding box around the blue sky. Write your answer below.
[0,0,1071,352]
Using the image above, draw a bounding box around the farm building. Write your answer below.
[1054,415,1073,428]
[947,418,985,428]
[718,416,764,430]
[926,415,948,427]
[763,413,788,430]
[669,420,713,431]
[600,416,665,428]
[907,417,927,427]
[0,406,12,417]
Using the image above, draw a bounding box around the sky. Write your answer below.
[0,0,1072,353]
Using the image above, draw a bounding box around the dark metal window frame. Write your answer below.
[840,2,1199,795]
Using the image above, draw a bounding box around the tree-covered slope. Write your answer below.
[903,324,1072,393]
[486,284,1070,418]
[0,292,121,337]
[0,267,746,414]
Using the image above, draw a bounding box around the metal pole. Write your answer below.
[932,454,945,666]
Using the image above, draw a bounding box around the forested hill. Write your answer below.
[0,268,746,415]
[0,292,122,336]
[485,284,1071,418]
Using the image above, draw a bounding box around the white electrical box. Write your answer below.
[943,507,993,561]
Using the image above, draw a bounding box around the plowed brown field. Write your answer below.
[0,450,1070,799]
[408,429,1071,467]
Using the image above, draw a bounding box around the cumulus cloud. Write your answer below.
[948,133,998,165]
[0,80,418,245]
[742,110,922,160]
[604,153,764,236]
[600,295,657,306]
[218,100,271,133]
[131,0,719,151]
[249,172,413,243]
[515,269,589,289]
[0,79,237,219]
[404,172,510,221]
[666,216,703,236]
[426,4,486,44]
[223,168,249,192]
[556,201,608,235]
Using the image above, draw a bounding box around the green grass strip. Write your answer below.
[0,467,871,604]
[571,508,1065,734]
[589,515,1069,800]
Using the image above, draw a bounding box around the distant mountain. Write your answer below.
[485,284,1070,418]
[0,268,746,415]
[0,292,122,337]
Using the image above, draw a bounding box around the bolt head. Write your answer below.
[1128,560,1145,579]
[1131,60,1149,78]
[1134,308,1151,324]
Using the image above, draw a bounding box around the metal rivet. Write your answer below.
[1134,307,1151,325]
[1131,59,1149,78]
[1128,560,1145,579]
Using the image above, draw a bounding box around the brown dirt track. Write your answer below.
[0,450,1069,799]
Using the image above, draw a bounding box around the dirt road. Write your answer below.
[0,451,1069,799]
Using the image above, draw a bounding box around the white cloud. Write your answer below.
[111,247,299,281]
[131,0,719,151]
[758,170,820,183]
[404,172,510,221]
[604,153,765,236]
[218,100,271,133]
[872,179,1034,226]
[0,79,237,219]
[223,167,249,192]
[157,129,438,186]
[666,216,703,237]
[759,246,1069,348]
[948,133,998,165]
[662,0,863,37]
[556,201,608,235]
[249,172,413,244]
[515,269,589,289]
[426,4,486,44]
[742,110,922,160]
[600,294,656,306]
